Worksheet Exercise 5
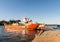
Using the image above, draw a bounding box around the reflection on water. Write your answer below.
[0,26,40,42]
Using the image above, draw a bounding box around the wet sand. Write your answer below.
[32,30,60,42]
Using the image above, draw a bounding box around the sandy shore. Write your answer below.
[32,30,60,42]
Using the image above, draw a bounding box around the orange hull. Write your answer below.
[4,23,38,32]
[26,24,38,29]
[4,25,25,32]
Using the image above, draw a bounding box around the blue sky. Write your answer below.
[0,0,60,24]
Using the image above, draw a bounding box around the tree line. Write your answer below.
[0,20,21,25]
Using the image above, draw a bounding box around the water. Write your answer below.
[0,26,37,42]
[0,26,59,42]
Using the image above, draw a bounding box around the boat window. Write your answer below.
[19,23,25,26]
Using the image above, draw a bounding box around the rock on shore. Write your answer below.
[32,30,60,42]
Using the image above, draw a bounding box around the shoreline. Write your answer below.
[32,30,60,42]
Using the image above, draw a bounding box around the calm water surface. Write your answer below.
[0,26,39,42]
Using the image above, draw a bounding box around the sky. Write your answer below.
[0,0,60,24]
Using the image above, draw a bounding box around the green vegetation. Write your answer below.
[0,20,21,25]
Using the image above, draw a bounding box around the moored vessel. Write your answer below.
[4,17,39,32]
